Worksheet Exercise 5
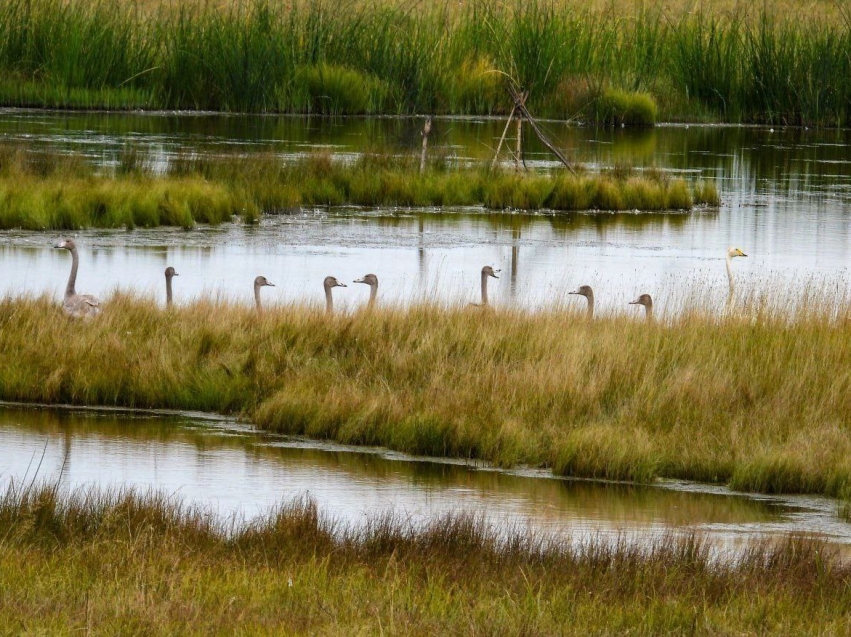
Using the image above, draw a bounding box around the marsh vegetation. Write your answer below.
[2,293,850,497]
[0,483,848,634]
[0,0,850,125]
[0,147,718,230]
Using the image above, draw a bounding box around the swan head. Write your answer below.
[254,276,274,287]
[53,238,76,251]
[727,247,747,258]
[569,285,593,299]
[165,266,179,278]
[482,266,500,279]
[629,293,653,308]
[324,276,346,289]
[354,274,378,287]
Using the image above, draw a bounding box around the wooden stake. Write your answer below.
[419,117,432,174]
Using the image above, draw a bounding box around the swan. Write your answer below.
[475,266,500,306]
[324,276,347,313]
[165,266,178,307]
[726,247,748,308]
[354,274,378,307]
[569,285,594,319]
[254,276,274,311]
[53,239,101,319]
[629,294,654,321]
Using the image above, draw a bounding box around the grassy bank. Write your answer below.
[0,0,850,125]
[1,296,850,497]
[0,149,717,230]
[0,484,849,634]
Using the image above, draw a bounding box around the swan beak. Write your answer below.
[53,241,66,249]
[339,283,347,287]
[740,251,748,257]
[354,278,365,284]
[174,272,180,276]
[491,269,500,279]
[266,282,275,287]
[569,290,579,295]
[628,300,639,305]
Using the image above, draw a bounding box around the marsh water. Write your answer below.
[3,404,850,553]
[2,110,851,311]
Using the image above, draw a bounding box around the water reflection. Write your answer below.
[3,405,834,548]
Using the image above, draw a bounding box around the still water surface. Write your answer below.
[1,111,851,310]
[2,405,850,552]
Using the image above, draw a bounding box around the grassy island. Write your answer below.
[0,149,718,230]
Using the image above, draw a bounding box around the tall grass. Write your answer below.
[1,293,851,496]
[0,0,850,124]
[1,483,848,633]
[0,148,716,229]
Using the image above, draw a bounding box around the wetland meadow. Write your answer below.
[4,0,851,633]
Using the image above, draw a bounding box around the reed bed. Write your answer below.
[0,0,850,124]
[2,293,851,497]
[0,148,716,230]
[0,482,848,634]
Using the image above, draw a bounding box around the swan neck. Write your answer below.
[254,283,262,310]
[726,253,734,294]
[325,283,333,313]
[65,246,78,298]
[166,276,173,306]
[645,304,654,321]
[586,294,594,320]
[368,284,377,306]
[481,271,489,306]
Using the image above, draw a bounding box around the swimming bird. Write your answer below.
[354,274,378,308]
[629,294,654,321]
[254,276,274,311]
[324,276,347,313]
[53,238,101,319]
[726,247,747,308]
[569,285,594,320]
[165,266,178,307]
[476,265,500,306]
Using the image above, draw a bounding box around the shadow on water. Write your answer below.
[4,404,849,555]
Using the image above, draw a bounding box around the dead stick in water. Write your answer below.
[511,88,575,173]
[491,105,517,171]
[419,117,432,174]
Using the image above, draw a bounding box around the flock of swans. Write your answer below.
[52,238,749,320]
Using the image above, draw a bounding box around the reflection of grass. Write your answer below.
[1,294,850,497]
[0,0,850,124]
[1,484,849,633]
[0,149,717,229]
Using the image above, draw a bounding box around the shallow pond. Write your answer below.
[2,405,849,554]
[1,111,851,311]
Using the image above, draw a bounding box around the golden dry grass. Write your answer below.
[1,293,850,496]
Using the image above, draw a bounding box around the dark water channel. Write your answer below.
[2,405,850,555]
[1,111,851,311]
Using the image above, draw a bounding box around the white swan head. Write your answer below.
[254,276,274,287]
[569,285,593,299]
[727,247,747,258]
[354,274,378,286]
[482,266,500,279]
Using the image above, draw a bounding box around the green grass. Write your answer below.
[0,148,716,230]
[0,483,849,634]
[0,0,849,124]
[1,294,850,497]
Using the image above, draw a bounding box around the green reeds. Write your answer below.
[0,149,714,229]
[0,0,850,124]
[1,484,848,633]
[2,295,851,496]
